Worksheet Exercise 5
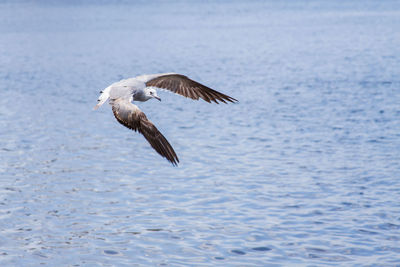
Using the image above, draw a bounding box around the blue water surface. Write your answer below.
[1,0,400,266]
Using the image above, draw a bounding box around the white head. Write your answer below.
[144,88,161,101]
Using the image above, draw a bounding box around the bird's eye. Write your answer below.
[150,92,153,95]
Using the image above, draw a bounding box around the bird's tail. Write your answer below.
[94,86,111,110]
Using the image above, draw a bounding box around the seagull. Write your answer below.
[94,73,237,166]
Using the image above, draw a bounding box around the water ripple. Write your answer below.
[1,0,400,266]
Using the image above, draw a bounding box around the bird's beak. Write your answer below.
[154,96,161,101]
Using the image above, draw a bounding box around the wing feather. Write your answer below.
[145,74,237,104]
[111,99,179,166]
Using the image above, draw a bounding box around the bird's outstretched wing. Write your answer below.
[111,99,179,166]
[145,74,237,104]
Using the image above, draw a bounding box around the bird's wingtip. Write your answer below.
[171,157,179,166]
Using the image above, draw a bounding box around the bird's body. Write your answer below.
[95,73,237,165]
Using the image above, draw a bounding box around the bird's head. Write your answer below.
[144,88,161,101]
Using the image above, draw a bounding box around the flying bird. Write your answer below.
[94,73,237,165]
